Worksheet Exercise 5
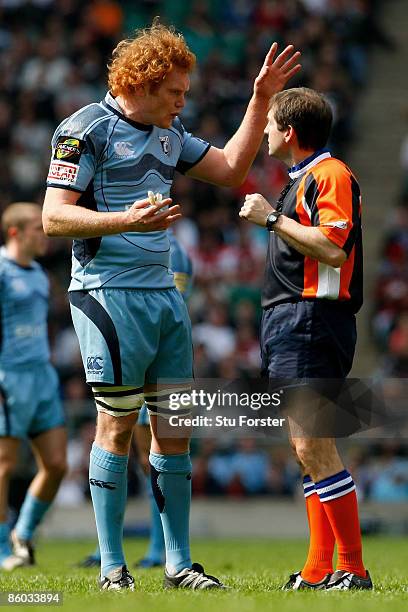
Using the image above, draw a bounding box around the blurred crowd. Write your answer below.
[372,121,408,376]
[1,0,406,504]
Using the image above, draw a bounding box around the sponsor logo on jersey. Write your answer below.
[87,355,103,375]
[114,141,134,158]
[159,135,171,156]
[54,136,84,163]
[48,161,79,184]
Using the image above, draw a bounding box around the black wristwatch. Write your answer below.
[266,210,282,231]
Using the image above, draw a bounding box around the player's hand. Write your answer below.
[125,197,182,232]
[239,193,273,227]
[253,43,301,101]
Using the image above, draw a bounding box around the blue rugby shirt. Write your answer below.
[47,92,210,291]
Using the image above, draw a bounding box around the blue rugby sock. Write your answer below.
[149,452,192,574]
[0,523,11,561]
[89,443,128,576]
[91,544,101,560]
[15,493,51,541]
[145,474,165,562]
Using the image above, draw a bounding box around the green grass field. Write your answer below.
[1,537,407,611]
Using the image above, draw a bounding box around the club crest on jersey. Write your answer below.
[159,135,171,156]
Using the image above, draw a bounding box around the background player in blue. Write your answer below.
[78,232,193,570]
[43,21,301,590]
[0,203,66,570]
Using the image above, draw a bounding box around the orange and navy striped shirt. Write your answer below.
[262,151,363,313]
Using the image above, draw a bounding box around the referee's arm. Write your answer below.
[239,192,346,268]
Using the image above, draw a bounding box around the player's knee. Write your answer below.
[42,456,67,481]
[101,427,133,452]
[0,456,16,479]
[293,439,320,473]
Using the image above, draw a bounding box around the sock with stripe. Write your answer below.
[144,473,165,563]
[301,475,335,583]
[89,443,128,577]
[14,493,51,541]
[315,469,366,577]
[0,522,12,563]
[149,452,192,574]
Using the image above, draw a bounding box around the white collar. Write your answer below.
[288,150,332,180]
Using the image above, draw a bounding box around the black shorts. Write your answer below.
[260,300,357,379]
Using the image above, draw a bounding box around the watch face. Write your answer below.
[267,211,280,230]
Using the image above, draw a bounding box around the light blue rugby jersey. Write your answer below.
[46,92,210,291]
[0,248,50,367]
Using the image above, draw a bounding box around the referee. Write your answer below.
[240,87,372,591]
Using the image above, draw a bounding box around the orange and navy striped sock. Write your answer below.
[301,475,335,583]
[315,470,366,578]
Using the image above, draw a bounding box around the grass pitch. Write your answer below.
[1,537,407,611]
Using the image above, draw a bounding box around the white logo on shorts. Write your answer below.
[87,356,103,375]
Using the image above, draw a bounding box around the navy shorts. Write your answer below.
[261,300,357,379]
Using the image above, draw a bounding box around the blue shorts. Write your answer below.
[0,363,65,439]
[69,288,193,387]
[261,300,356,379]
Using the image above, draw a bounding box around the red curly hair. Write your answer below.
[108,21,196,96]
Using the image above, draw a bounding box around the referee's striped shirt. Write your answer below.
[262,150,363,313]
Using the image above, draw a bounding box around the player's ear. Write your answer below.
[7,226,18,240]
[284,125,295,144]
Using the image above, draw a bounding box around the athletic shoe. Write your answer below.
[75,554,101,568]
[1,554,26,571]
[325,569,373,590]
[134,557,163,569]
[10,530,35,566]
[99,565,135,591]
[163,562,225,590]
[282,571,331,591]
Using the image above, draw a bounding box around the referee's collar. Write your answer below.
[288,149,331,179]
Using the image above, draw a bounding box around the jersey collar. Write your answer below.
[288,149,331,179]
[0,246,34,270]
[103,92,153,132]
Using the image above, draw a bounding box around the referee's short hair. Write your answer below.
[270,87,333,151]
